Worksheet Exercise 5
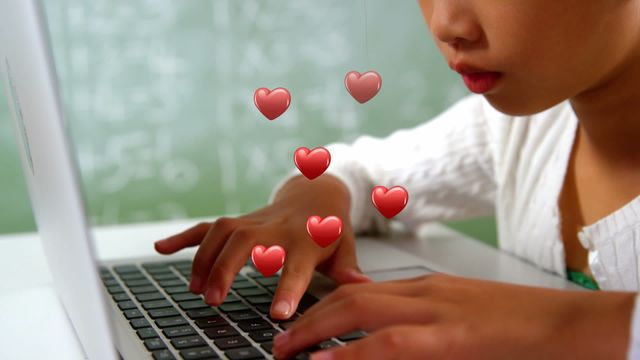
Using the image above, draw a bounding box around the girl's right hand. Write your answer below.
[154,174,372,320]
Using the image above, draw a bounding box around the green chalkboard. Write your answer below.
[0,0,496,246]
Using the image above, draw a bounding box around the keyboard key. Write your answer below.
[245,295,272,305]
[269,313,299,323]
[118,300,137,310]
[260,341,273,354]
[194,316,228,329]
[179,346,219,360]
[236,319,272,332]
[137,327,158,340]
[214,335,251,350]
[297,294,319,313]
[266,286,277,293]
[107,285,124,294]
[172,293,201,302]
[142,300,173,310]
[149,307,180,319]
[136,292,166,302]
[254,304,271,314]
[227,310,260,322]
[119,273,147,281]
[186,308,219,319]
[123,308,143,319]
[220,303,250,313]
[146,267,173,275]
[248,329,279,343]
[225,346,264,360]
[152,349,176,360]
[163,325,197,338]
[112,293,130,302]
[231,281,254,290]
[256,277,279,286]
[314,340,339,350]
[237,288,267,297]
[171,335,207,349]
[294,352,311,360]
[278,321,296,331]
[246,271,263,279]
[114,265,140,274]
[165,285,189,295]
[203,325,239,339]
[179,299,210,310]
[155,316,188,328]
[124,278,152,287]
[337,330,366,342]
[223,294,240,304]
[130,285,158,295]
[179,269,192,277]
[159,279,185,287]
[103,278,119,286]
[144,337,167,351]
[130,318,151,329]
[152,273,180,281]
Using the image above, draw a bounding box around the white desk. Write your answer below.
[0,219,578,359]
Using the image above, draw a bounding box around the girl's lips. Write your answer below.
[461,72,502,94]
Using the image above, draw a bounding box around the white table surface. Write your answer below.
[0,218,576,359]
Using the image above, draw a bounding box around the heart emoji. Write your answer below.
[306,215,342,248]
[251,245,286,277]
[294,147,331,180]
[254,87,291,120]
[344,70,382,104]
[371,186,408,219]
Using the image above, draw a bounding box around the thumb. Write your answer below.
[321,233,372,284]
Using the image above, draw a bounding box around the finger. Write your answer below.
[270,254,316,320]
[320,231,372,285]
[203,226,265,305]
[154,222,211,254]
[273,294,433,359]
[190,218,239,293]
[309,325,444,360]
[298,277,429,323]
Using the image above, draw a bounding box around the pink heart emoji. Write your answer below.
[344,70,382,104]
[371,186,408,219]
[294,147,331,180]
[306,215,342,248]
[254,87,291,120]
[251,245,286,277]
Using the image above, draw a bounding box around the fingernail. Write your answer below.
[272,299,292,317]
[311,351,334,360]
[190,276,202,293]
[205,287,220,304]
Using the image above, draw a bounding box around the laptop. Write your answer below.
[0,1,579,359]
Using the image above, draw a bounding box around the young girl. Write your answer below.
[155,0,640,358]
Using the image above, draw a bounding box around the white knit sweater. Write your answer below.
[272,94,640,358]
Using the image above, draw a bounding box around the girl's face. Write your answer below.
[418,0,640,115]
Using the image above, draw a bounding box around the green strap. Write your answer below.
[567,269,599,290]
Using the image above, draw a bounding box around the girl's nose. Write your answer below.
[429,1,483,50]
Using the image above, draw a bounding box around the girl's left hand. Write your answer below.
[272,273,635,360]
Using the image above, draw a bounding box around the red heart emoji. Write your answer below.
[251,245,286,277]
[294,147,331,180]
[254,87,291,120]
[306,215,342,248]
[344,71,382,104]
[371,186,408,219]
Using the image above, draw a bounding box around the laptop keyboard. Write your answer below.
[99,259,366,359]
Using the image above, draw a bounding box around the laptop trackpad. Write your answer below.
[365,266,434,282]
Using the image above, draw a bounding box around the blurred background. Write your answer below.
[0,0,497,246]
